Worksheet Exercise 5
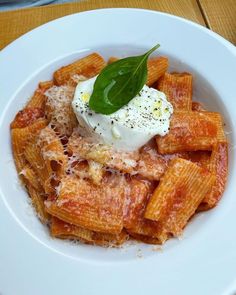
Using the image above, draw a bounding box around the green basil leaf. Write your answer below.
[89,44,160,115]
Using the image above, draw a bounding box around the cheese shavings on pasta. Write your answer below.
[10,52,228,247]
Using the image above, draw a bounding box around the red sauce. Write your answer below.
[10,107,45,129]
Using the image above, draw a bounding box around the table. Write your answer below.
[0,0,77,11]
[0,0,235,50]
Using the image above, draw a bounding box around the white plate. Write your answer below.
[0,8,236,295]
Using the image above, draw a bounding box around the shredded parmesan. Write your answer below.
[45,85,77,136]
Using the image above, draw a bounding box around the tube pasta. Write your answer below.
[147,57,168,86]
[24,139,52,194]
[11,107,45,129]
[45,174,126,234]
[27,184,49,224]
[39,80,54,92]
[24,126,67,194]
[20,164,43,191]
[156,112,225,154]
[157,72,192,110]
[11,119,47,172]
[50,217,128,246]
[123,178,168,244]
[145,158,215,236]
[37,126,67,177]
[53,53,106,85]
[26,89,47,109]
[10,52,228,247]
[198,142,228,210]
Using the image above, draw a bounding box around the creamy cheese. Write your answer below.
[72,76,173,151]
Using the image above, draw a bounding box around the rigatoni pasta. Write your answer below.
[156,111,224,154]
[27,184,49,224]
[145,158,215,236]
[11,119,48,172]
[146,57,168,86]
[46,174,126,234]
[50,217,128,246]
[26,89,47,109]
[10,51,228,247]
[53,53,106,85]
[198,142,228,211]
[157,72,192,110]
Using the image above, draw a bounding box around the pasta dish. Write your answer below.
[10,50,228,246]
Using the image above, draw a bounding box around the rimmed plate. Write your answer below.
[0,8,236,295]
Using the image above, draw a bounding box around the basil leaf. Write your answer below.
[89,44,160,115]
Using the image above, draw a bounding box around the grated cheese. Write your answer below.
[45,85,77,136]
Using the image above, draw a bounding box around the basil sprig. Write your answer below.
[89,44,160,115]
